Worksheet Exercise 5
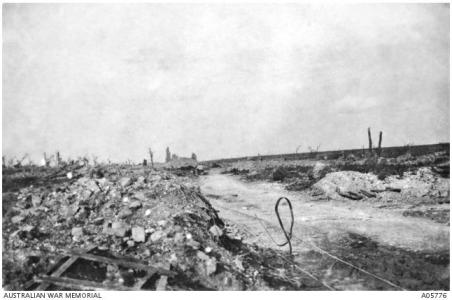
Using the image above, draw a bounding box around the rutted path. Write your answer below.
[199,171,450,290]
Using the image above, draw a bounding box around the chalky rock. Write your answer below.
[119,177,132,188]
[209,225,223,237]
[132,226,146,242]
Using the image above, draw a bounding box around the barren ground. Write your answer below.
[200,169,449,290]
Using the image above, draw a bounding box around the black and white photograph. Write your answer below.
[1,2,450,293]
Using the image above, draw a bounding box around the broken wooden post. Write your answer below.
[149,148,154,168]
[368,127,373,153]
[165,147,171,163]
[56,151,61,166]
[378,131,383,157]
[2,156,5,167]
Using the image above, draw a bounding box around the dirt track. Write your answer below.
[199,170,450,290]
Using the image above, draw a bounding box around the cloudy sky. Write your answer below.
[3,4,449,162]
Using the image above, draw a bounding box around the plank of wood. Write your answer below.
[132,271,156,290]
[35,275,135,291]
[155,262,170,291]
[337,190,363,200]
[64,250,175,276]
[155,275,168,291]
[36,256,79,291]
[360,190,377,198]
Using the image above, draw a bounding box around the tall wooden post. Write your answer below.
[56,151,61,166]
[378,131,383,157]
[368,128,373,153]
[165,147,171,163]
[149,148,154,169]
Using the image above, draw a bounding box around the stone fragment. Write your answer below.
[169,253,178,263]
[234,257,244,271]
[209,225,223,237]
[71,227,83,239]
[111,221,128,237]
[129,200,142,209]
[31,195,42,207]
[109,191,121,202]
[133,192,147,202]
[197,251,210,261]
[21,225,35,232]
[150,230,165,242]
[187,239,200,249]
[174,232,184,243]
[12,215,25,224]
[131,226,146,242]
[86,180,101,192]
[102,222,113,235]
[157,220,167,227]
[118,208,133,219]
[136,176,146,184]
[75,207,90,220]
[92,217,104,225]
[119,177,132,188]
[205,258,217,276]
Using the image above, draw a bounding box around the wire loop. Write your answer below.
[274,197,294,255]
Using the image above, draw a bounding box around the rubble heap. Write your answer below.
[312,167,450,203]
[3,166,321,290]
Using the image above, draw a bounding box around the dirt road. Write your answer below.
[199,170,450,290]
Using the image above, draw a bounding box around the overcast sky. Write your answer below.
[3,4,449,162]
